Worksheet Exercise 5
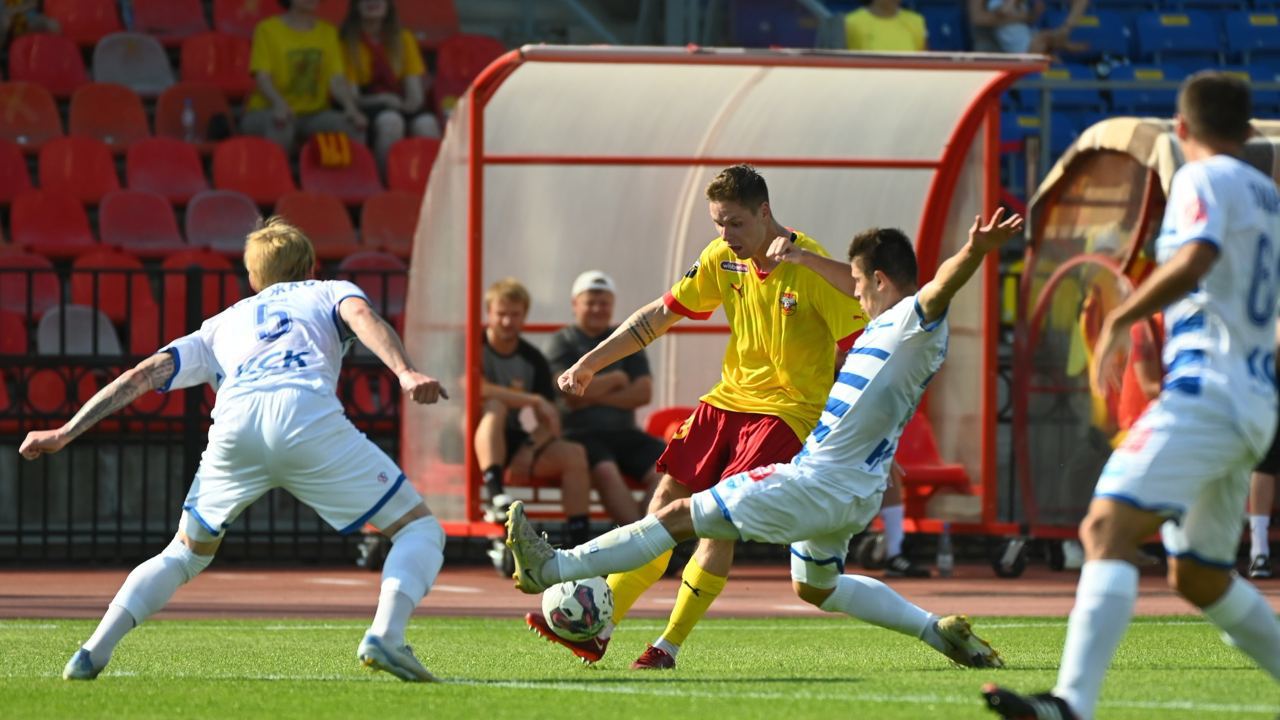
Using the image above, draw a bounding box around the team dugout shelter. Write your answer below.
[401,45,1045,538]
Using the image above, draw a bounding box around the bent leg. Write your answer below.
[368,500,445,648]
[537,497,693,584]
[606,476,690,624]
[1174,557,1280,680]
[652,538,732,660]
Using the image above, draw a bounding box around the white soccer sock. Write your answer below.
[881,505,905,558]
[1202,576,1280,680]
[653,637,680,658]
[82,604,137,669]
[550,515,676,583]
[1249,515,1270,560]
[1053,559,1139,720]
[370,516,445,646]
[819,575,934,642]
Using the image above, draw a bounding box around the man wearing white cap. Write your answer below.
[546,271,664,528]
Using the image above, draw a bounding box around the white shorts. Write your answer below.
[690,462,884,588]
[180,388,423,542]
[1094,392,1256,568]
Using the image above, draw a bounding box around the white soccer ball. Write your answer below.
[541,577,614,642]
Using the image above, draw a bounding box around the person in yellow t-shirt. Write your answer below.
[845,0,927,52]
[521,165,865,670]
[340,0,440,166]
[242,0,367,154]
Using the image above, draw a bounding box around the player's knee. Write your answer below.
[177,530,221,557]
[793,581,833,607]
[480,398,507,419]
[1078,509,1126,556]
[167,537,215,582]
[1167,558,1231,607]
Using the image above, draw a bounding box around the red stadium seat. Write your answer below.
[185,189,262,256]
[213,137,297,205]
[273,191,361,260]
[8,33,90,98]
[161,249,243,340]
[0,139,33,204]
[386,137,440,195]
[214,0,283,38]
[68,83,151,152]
[155,83,236,151]
[133,0,211,47]
[315,0,350,26]
[126,137,210,205]
[644,406,695,442]
[99,190,189,259]
[896,411,971,518]
[180,32,254,99]
[44,0,122,47]
[70,248,156,326]
[299,136,384,205]
[0,82,64,152]
[397,0,460,48]
[0,252,60,318]
[11,190,97,259]
[360,191,419,259]
[336,251,407,321]
[0,310,29,354]
[38,137,121,204]
[92,32,177,97]
[432,34,506,115]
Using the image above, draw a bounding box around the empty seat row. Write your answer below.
[1010,62,1280,115]
[0,187,418,261]
[1039,10,1280,65]
[0,133,439,206]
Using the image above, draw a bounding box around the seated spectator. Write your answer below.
[340,0,440,167]
[1,0,59,50]
[969,0,1089,56]
[845,0,926,52]
[242,0,367,154]
[478,278,592,547]
[546,271,663,527]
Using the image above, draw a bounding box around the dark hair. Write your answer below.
[1178,71,1252,145]
[705,164,770,211]
[847,228,918,288]
[340,0,405,76]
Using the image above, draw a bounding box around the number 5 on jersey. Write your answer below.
[257,305,292,341]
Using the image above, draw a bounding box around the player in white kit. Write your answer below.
[985,72,1280,720]
[506,209,1026,669]
[19,218,449,683]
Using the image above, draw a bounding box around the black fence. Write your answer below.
[0,264,406,564]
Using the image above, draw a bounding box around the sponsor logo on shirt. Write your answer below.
[779,290,798,316]
[747,464,777,481]
[720,260,749,273]
[683,261,700,279]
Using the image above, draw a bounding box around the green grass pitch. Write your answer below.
[1,617,1276,719]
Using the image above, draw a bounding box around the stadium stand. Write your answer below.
[36,305,123,356]
[0,82,63,152]
[0,139,33,204]
[92,32,177,96]
[10,190,98,259]
[44,0,123,48]
[69,83,151,152]
[185,190,263,256]
[212,136,298,205]
[1134,11,1223,66]
[69,249,159,327]
[126,137,211,205]
[0,252,60,318]
[132,0,212,47]
[432,33,507,116]
[360,191,420,259]
[386,137,440,195]
[8,33,90,98]
[397,0,461,48]
[214,0,284,38]
[299,136,384,206]
[160,249,243,341]
[273,190,362,260]
[98,190,189,258]
[337,251,408,323]
[154,82,236,151]
[180,32,255,99]
[0,311,27,355]
[38,136,121,205]
[316,0,351,26]
[1225,11,1280,64]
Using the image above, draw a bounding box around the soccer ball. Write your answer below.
[541,577,614,641]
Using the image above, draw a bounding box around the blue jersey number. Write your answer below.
[256,304,292,341]
[1247,233,1279,328]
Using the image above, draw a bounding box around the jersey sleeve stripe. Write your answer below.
[339,472,408,534]
[913,299,947,331]
[158,347,182,393]
[331,293,367,339]
[835,371,870,390]
[851,346,889,360]
[662,291,713,320]
[1169,312,1204,337]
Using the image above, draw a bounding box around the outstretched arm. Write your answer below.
[559,297,681,396]
[767,235,858,298]
[19,352,177,459]
[339,296,447,405]
[916,209,1024,324]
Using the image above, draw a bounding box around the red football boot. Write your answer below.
[630,643,675,670]
[524,611,609,664]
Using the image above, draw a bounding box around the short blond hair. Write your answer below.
[244,216,316,289]
[484,277,531,312]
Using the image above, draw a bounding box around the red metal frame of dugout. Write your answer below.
[441,46,1045,537]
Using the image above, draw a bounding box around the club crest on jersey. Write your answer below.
[683,261,700,279]
[1180,194,1207,229]
[719,260,749,273]
[779,291,798,316]
[377,471,389,484]
[671,413,694,440]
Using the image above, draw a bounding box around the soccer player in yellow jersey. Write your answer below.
[523,165,865,668]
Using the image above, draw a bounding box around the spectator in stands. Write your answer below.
[0,0,58,50]
[546,271,663,527]
[969,0,1089,56]
[845,0,926,52]
[242,0,367,154]
[478,278,593,547]
[340,0,440,167]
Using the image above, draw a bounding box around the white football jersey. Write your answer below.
[159,280,368,402]
[793,294,948,496]
[1157,155,1280,453]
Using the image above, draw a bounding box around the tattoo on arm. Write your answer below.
[624,311,661,349]
[61,354,175,440]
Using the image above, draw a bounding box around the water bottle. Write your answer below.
[181,98,197,142]
[936,522,954,578]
